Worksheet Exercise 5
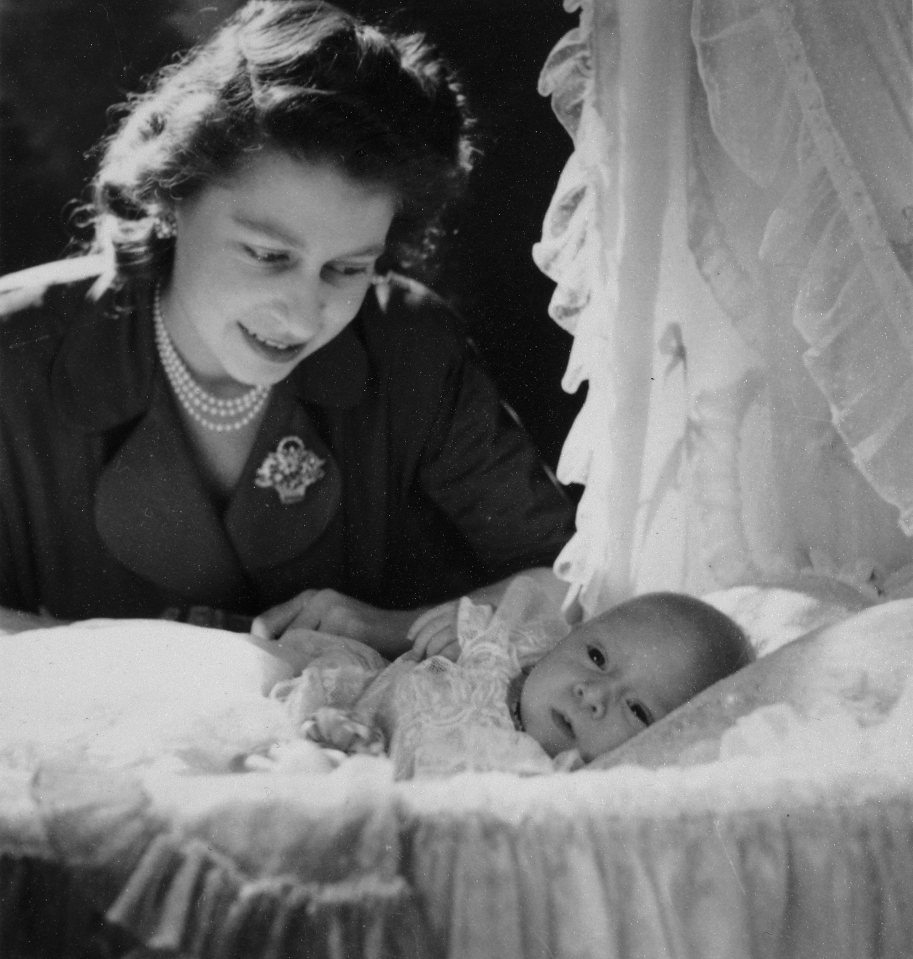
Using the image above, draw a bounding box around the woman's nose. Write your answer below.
[287,277,324,333]
[574,680,608,720]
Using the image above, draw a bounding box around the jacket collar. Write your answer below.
[51,280,371,432]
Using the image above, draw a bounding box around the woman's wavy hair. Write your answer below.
[89,0,476,282]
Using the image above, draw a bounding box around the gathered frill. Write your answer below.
[410,794,913,959]
[691,0,913,531]
[102,835,423,959]
[533,0,654,616]
[2,762,431,959]
[0,846,425,959]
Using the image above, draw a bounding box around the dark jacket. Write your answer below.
[0,266,574,621]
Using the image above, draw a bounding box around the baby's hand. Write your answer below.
[406,601,461,662]
[302,707,386,756]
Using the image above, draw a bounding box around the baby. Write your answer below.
[270,585,753,773]
[515,592,754,762]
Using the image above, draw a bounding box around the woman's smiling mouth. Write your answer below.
[239,323,308,363]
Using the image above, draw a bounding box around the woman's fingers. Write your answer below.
[407,602,455,642]
[255,588,432,658]
[407,608,449,659]
[424,630,461,661]
[251,589,318,640]
[406,603,446,641]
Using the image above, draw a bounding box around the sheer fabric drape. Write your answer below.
[536,0,913,616]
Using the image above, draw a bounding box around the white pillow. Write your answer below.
[703,575,874,657]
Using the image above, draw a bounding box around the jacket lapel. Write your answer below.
[225,386,343,574]
[94,378,252,606]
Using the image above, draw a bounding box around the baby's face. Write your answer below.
[519,605,707,761]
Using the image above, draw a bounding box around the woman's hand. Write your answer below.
[405,601,461,662]
[405,567,571,663]
[251,588,417,659]
[252,568,569,665]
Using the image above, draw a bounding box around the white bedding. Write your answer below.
[0,618,299,774]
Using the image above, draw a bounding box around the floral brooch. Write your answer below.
[255,436,326,505]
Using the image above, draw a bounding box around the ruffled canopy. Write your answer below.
[536,0,913,616]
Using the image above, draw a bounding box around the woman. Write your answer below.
[0,0,574,657]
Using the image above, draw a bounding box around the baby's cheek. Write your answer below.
[581,723,634,762]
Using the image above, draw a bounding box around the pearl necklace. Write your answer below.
[153,286,271,433]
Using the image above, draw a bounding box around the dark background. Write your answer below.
[0,0,583,470]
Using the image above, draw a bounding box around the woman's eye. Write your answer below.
[325,263,372,280]
[243,245,290,266]
[627,700,654,727]
[587,645,606,668]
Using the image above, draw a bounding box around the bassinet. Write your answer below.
[1,579,912,959]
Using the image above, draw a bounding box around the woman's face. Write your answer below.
[162,149,398,389]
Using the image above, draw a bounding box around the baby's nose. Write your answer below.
[574,680,608,720]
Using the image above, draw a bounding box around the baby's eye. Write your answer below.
[626,699,654,727]
[587,645,606,668]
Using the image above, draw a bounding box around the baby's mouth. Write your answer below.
[551,707,575,741]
